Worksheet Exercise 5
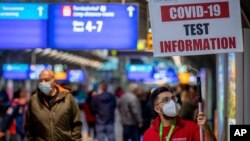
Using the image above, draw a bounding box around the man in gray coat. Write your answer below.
[118,83,142,141]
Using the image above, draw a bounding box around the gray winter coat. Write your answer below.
[118,93,142,126]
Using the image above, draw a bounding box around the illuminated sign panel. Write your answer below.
[49,4,138,50]
[0,3,48,48]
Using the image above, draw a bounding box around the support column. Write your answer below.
[235,28,250,124]
[243,29,250,124]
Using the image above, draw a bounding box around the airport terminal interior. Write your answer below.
[0,0,250,141]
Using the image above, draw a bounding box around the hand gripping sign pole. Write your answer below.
[188,66,203,141]
[197,76,203,141]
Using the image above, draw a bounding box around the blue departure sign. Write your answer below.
[29,64,52,80]
[67,70,85,83]
[3,64,29,79]
[0,3,48,49]
[49,4,138,50]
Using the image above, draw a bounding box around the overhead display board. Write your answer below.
[126,64,153,82]
[29,64,52,80]
[3,64,29,79]
[0,3,48,49]
[67,70,85,83]
[49,4,138,50]
[54,64,67,81]
[148,0,243,57]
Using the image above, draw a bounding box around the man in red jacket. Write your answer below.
[143,86,215,141]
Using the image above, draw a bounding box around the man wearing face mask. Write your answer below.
[25,70,82,141]
[143,86,216,141]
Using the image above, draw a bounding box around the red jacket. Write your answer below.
[83,102,96,123]
[143,116,201,141]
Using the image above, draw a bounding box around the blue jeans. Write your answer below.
[96,124,115,141]
[123,125,139,141]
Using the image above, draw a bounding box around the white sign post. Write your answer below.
[148,0,243,57]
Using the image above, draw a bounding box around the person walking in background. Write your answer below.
[0,89,10,141]
[137,90,152,139]
[25,70,82,141]
[189,85,198,107]
[143,86,216,141]
[0,88,28,141]
[118,83,142,141]
[115,86,124,98]
[83,90,97,140]
[173,84,183,105]
[189,85,201,120]
[92,81,116,141]
[179,89,196,121]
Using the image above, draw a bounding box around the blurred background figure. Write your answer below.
[173,84,183,105]
[73,84,88,106]
[0,89,10,141]
[83,90,97,140]
[92,81,116,141]
[72,84,89,137]
[0,88,28,141]
[178,88,196,121]
[189,85,199,107]
[118,82,142,141]
[115,86,124,99]
[137,90,152,140]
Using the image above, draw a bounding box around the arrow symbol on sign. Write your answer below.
[37,6,44,17]
[127,6,135,18]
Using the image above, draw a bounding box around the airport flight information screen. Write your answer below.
[0,3,48,48]
[49,4,138,50]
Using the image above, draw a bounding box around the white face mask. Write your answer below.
[162,100,180,117]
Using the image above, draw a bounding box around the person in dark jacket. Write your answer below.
[25,70,82,141]
[178,90,197,121]
[0,89,10,141]
[138,91,152,139]
[0,88,28,141]
[92,81,116,141]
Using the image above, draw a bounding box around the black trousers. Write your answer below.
[123,125,139,141]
